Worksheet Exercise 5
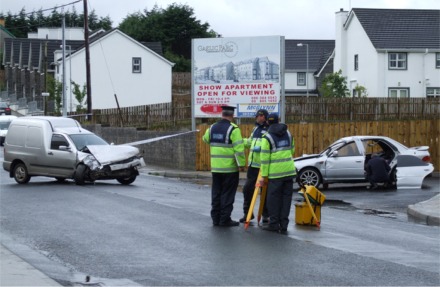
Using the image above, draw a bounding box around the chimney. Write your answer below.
[0,17,5,27]
[334,9,349,73]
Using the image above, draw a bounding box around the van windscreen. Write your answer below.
[69,134,108,151]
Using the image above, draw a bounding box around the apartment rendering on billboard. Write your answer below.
[192,36,283,117]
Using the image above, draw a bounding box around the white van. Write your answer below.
[0,115,17,146]
[3,116,145,185]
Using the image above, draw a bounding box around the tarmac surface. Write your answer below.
[1,166,439,287]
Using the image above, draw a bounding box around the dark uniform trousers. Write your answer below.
[266,176,294,229]
[242,166,268,217]
[211,172,239,224]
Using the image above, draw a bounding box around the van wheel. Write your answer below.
[116,174,137,185]
[13,163,31,184]
[74,164,87,185]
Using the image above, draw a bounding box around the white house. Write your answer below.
[55,29,175,111]
[3,28,174,114]
[335,8,440,98]
[284,40,335,97]
[28,27,84,41]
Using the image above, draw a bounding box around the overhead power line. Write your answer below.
[2,0,82,17]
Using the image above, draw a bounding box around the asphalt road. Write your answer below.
[1,165,439,286]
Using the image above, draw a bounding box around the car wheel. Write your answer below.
[298,168,322,188]
[389,168,397,188]
[13,163,31,184]
[116,174,137,185]
[74,164,88,185]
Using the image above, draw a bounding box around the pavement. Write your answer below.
[1,166,438,287]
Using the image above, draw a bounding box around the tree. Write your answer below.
[354,84,368,97]
[119,3,217,71]
[71,81,87,113]
[320,70,350,98]
[1,8,113,37]
[47,75,63,115]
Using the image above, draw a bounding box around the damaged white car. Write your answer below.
[294,136,433,189]
[3,116,145,185]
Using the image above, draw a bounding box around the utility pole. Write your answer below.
[62,11,67,117]
[84,0,92,120]
[44,37,48,115]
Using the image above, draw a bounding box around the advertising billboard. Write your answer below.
[192,36,283,118]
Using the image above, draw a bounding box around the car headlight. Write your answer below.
[83,154,100,170]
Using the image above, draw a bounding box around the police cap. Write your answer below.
[267,113,279,125]
[221,105,236,112]
[255,109,269,118]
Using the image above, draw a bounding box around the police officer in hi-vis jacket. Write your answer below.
[258,113,296,234]
[203,106,246,227]
[240,109,269,223]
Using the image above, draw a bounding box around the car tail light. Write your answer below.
[6,107,11,112]
[422,156,431,163]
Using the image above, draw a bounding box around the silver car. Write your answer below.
[294,136,432,188]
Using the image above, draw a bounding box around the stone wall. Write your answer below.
[83,124,196,170]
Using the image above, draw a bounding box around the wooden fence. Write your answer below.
[285,97,440,122]
[71,97,439,129]
[196,119,440,172]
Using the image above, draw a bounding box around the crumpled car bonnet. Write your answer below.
[85,145,140,165]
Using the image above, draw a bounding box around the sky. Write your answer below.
[1,0,439,39]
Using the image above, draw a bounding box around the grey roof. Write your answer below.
[4,38,84,69]
[140,42,163,56]
[352,8,440,49]
[3,28,164,69]
[285,39,335,72]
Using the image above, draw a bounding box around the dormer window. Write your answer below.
[388,53,407,70]
[297,72,306,86]
[132,57,141,73]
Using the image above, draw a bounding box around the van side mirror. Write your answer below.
[59,145,71,151]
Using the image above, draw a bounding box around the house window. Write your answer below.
[388,53,407,70]
[436,53,440,68]
[389,88,409,98]
[297,72,306,86]
[132,57,141,73]
[427,87,440,97]
[354,54,358,71]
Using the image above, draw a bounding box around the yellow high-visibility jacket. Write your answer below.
[203,119,245,173]
[260,123,296,179]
